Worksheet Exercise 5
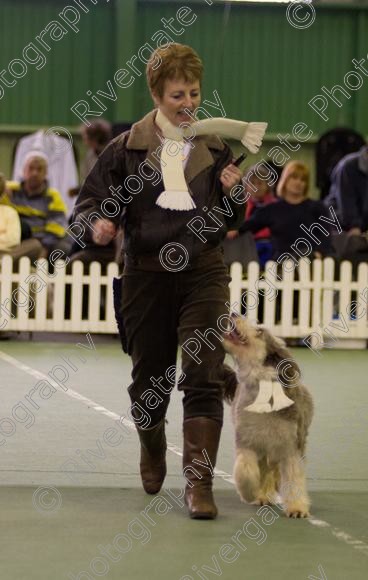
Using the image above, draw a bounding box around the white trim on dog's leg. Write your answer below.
[255,461,280,505]
[279,453,310,518]
[233,449,260,503]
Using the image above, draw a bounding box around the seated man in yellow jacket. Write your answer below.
[1,152,70,259]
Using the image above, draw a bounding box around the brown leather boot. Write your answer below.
[183,417,221,519]
[136,419,167,494]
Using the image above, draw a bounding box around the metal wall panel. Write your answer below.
[0,0,367,135]
[0,0,115,126]
[355,10,368,130]
[136,2,367,135]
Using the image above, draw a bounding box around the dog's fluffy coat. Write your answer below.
[223,316,313,518]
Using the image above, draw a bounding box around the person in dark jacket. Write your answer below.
[325,145,368,235]
[324,146,368,268]
[72,43,246,520]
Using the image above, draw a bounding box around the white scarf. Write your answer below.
[244,380,294,413]
[155,109,267,211]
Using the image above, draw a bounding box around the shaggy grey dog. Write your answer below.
[223,315,314,518]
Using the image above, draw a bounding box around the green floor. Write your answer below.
[0,337,367,580]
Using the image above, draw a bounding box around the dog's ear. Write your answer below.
[266,333,290,359]
[264,331,301,379]
[222,364,238,404]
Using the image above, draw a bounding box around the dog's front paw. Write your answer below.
[285,503,310,518]
[252,496,272,506]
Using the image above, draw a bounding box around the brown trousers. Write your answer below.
[0,239,43,263]
[120,250,232,428]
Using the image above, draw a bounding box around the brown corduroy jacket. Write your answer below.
[73,110,246,270]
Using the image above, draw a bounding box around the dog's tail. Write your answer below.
[222,364,238,404]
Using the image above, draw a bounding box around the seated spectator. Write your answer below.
[68,120,113,216]
[0,172,43,262]
[243,163,277,267]
[69,121,119,272]
[80,119,113,182]
[325,144,368,235]
[239,161,336,262]
[324,144,368,267]
[224,163,277,270]
[1,153,70,259]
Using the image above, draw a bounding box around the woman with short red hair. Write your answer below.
[74,43,249,519]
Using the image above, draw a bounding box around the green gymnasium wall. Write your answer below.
[0,0,115,126]
[0,0,367,192]
[134,1,368,136]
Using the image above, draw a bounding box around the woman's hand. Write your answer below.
[226,230,239,240]
[92,219,117,245]
[348,227,362,237]
[220,162,242,196]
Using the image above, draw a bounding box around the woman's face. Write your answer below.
[153,78,201,126]
[284,172,307,198]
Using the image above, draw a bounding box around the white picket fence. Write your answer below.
[1,256,367,348]
[0,256,119,334]
[229,258,368,348]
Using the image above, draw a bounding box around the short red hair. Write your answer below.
[146,43,203,98]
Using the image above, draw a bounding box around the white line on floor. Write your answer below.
[1,349,367,557]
